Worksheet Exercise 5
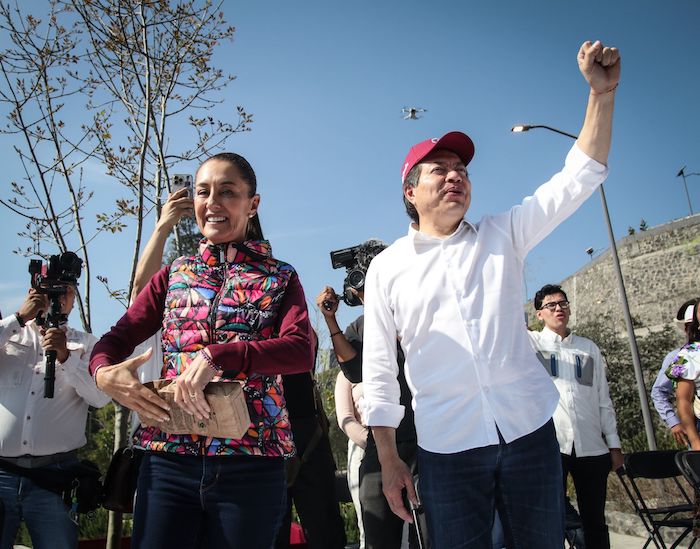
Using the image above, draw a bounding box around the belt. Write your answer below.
[0,450,77,469]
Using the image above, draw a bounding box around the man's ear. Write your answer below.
[404,185,416,205]
[536,309,543,322]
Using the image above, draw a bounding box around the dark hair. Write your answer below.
[688,301,700,343]
[534,284,568,311]
[198,152,264,241]
[402,164,422,224]
[355,238,388,272]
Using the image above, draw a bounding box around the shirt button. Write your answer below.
[30,392,35,395]
[26,416,30,420]
[484,387,490,393]
[22,441,27,445]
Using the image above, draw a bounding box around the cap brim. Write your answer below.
[431,131,475,166]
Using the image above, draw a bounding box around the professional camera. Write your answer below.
[328,245,364,307]
[29,252,82,293]
[325,239,387,309]
[28,252,82,398]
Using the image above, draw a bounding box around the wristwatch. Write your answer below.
[14,312,26,328]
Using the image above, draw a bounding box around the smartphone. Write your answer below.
[172,174,193,197]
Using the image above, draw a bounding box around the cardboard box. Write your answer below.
[142,380,251,439]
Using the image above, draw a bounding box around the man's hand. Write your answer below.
[17,288,48,323]
[380,455,418,523]
[316,286,339,317]
[95,348,171,423]
[610,448,624,472]
[671,424,689,447]
[173,349,216,420]
[158,188,194,232]
[41,327,70,363]
[578,40,621,94]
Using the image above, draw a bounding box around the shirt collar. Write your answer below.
[407,219,477,245]
[540,325,573,343]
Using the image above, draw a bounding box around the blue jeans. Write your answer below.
[0,464,77,549]
[132,452,286,549]
[418,419,564,549]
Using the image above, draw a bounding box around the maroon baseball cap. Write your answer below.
[401,131,475,183]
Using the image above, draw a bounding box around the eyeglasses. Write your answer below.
[539,300,570,311]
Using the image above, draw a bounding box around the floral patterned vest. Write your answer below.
[134,239,296,457]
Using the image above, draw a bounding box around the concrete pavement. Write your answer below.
[610,530,649,548]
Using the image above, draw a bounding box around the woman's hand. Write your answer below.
[95,348,171,423]
[174,349,216,420]
[158,188,194,232]
[316,286,339,317]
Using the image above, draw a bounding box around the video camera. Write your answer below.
[28,252,82,398]
[327,245,365,308]
[325,239,385,309]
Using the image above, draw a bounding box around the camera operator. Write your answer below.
[317,239,421,549]
[0,283,110,549]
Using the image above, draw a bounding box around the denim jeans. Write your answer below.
[0,464,77,549]
[132,452,286,549]
[418,419,564,549]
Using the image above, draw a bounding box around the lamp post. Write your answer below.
[512,123,657,451]
[676,166,700,216]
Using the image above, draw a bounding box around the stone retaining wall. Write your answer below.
[526,214,700,333]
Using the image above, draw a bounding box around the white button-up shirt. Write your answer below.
[528,326,621,456]
[0,315,111,457]
[362,144,608,454]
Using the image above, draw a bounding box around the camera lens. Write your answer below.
[346,269,365,290]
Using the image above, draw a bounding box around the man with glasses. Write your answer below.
[529,284,623,549]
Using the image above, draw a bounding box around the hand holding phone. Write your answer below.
[172,174,193,198]
[161,174,195,225]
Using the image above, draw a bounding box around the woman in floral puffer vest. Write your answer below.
[90,152,314,549]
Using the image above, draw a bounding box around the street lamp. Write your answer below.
[512,123,657,451]
[676,166,700,216]
[511,124,578,140]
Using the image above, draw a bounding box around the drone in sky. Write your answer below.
[402,107,426,120]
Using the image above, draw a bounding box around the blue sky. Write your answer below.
[1,0,699,343]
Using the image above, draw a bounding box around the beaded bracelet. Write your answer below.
[200,349,222,373]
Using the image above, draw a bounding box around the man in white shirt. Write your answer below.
[529,284,623,549]
[362,40,620,548]
[0,285,110,549]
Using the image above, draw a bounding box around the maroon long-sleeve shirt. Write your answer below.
[90,266,314,377]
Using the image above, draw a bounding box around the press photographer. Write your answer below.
[0,253,110,549]
[316,239,423,549]
[29,251,82,398]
